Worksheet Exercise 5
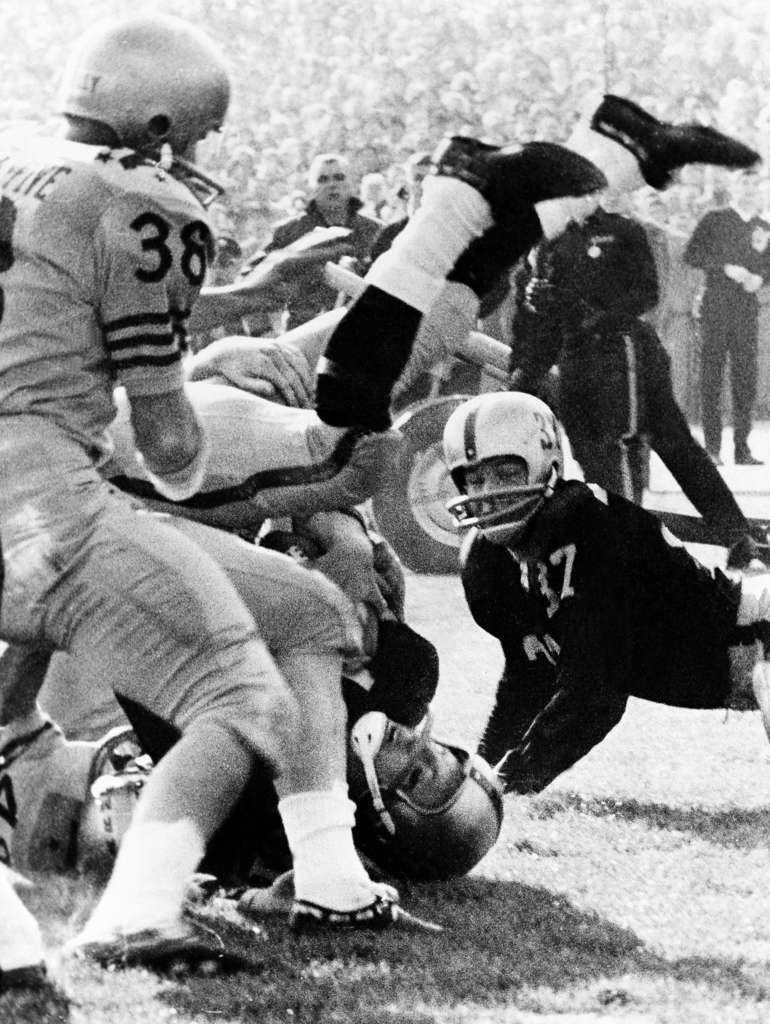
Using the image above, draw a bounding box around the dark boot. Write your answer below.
[590,94,759,190]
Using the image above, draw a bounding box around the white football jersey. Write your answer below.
[0,126,212,461]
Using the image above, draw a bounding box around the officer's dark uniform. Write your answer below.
[684,205,770,463]
[460,479,745,794]
[511,206,752,548]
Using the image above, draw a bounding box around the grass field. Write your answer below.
[5,553,770,1024]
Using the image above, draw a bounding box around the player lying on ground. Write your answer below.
[441,391,770,794]
[0,512,503,895]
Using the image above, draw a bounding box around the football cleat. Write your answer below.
[66,920,252,974]
[589,95,760,190]
[289,894,443,934]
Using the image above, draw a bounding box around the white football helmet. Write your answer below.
[349,712,503,880]
[57,14,230,204]
[443,392,564,546]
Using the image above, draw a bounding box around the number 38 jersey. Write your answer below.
[0,126,212,462]
[461,479,743,709]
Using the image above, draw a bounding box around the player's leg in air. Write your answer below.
[315,96,758,435]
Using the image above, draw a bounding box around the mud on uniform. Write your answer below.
[0,128,358,777]
[461,478,755,793]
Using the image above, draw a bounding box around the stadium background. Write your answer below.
[3,0,770,415]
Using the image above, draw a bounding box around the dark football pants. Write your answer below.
[699,292,759,456]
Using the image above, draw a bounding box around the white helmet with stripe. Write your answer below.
[442,392,563,545]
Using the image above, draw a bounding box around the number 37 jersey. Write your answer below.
[0,127,213,460]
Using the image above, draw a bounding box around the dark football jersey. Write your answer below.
[461,478,742,710]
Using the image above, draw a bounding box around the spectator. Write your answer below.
[684,169,770,465]
[254,152,382,328]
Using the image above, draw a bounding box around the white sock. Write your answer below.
[278,788,376,911]
[78,819,204,940]
[565,121,646,192]
[0,868,45,971]
[366,176,493,312]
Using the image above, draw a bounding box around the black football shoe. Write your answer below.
[590,94,760,190]
[66,920,252,975]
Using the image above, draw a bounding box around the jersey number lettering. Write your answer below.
[130,212,211,286]
[0,194,18,325]
[528,543,577,617]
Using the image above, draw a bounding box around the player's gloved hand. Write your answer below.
[187,336,315,408]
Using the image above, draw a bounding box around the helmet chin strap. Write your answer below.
[350,712,396,835]
[159,142,173,170]
[164,154,227,208]
[350,710,435,837]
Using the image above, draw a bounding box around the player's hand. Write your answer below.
[187,336,315,407]
[723,263,750,285]
[238,234,355,304]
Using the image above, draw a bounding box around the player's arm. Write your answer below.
[187,239,352,334]
[128,390,208,501]
[496,508,628,792]
[298,510,393,619]
[0,644,55,725]
[186,335,315,408]
[497,661,628,794]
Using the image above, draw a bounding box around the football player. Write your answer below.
[0,13,407,971]
[442,391,770,794]
[312,96,759,448]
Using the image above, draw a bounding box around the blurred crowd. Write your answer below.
[5,0,770,249]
